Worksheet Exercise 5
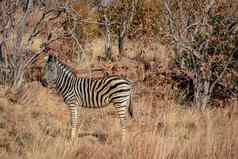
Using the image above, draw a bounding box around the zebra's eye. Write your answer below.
[49,68,54,71]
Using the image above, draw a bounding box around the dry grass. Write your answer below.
[0,80,237,159]
[1,1,237,158]
[0,39,237,159]
[0,31,237,158]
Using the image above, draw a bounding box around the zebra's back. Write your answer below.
[74,75,132,108]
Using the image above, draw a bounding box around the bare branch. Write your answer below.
[28,8,66,42]
[205,0,215,14]
[209,47,237,94]
[12,0,33,90]
[71,32,86,62]
[23,45,47,69]
[118,0,137,55]
[163,0,177,36]
[12,0,33,64]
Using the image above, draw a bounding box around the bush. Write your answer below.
[162,0,238,108]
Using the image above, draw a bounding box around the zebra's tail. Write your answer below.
[128,94,133,118]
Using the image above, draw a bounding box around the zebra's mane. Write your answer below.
[52,56,103,80]
[51,56,129,81]
[54,57,77,77]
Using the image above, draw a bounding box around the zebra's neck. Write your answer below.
[55,61,77,96]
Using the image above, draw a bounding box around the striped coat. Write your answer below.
[41,55,133,140]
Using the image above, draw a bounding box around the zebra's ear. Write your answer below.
[47,54,55,62]
[48,54,53,61]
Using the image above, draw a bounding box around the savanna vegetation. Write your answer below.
[0,0,237,159]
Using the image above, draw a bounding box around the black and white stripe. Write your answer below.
[41,55,133,139]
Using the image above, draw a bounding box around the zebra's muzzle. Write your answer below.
[40,79,48,87]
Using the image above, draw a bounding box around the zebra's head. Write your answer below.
[41,54,58,88]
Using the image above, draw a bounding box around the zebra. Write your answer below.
[40,54,133,140]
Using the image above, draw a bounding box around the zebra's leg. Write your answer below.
[77,106,81,134]
[114,102,129,142]
[69,104,78,139]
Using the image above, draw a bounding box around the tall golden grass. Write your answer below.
[1,1,237,158]
[0,81,237,159]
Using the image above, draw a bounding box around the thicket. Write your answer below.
[91,0,238,108]
[0,0,237,108]
[161,0,238,108]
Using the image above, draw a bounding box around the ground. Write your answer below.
[0,79,237,159]
[1,1,238,158]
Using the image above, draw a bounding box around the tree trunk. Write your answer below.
[194,77,211,110]
[104,15,112,61]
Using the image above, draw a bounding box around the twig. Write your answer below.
[23,45,47,69]
[28,8,65,42]
[65,3,118,25]
[12,0,33,90]
[209,47,237,94]
[118,0,136,55]
[71,32,86,62]
[24,32,72,69]
[164,0,177,35]
[12,0,33,64]
[205,0,215,14]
